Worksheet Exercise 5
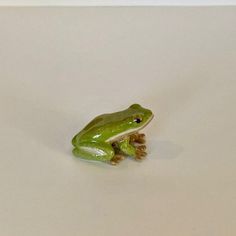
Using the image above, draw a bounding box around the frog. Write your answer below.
[71,104,154,165]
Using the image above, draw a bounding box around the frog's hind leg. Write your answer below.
[72,142,114,162]
[72,142,122,165]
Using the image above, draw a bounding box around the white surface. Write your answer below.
[0,0,236,6]
[0,7,236,236]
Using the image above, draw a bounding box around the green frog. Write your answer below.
[72,104,154,165]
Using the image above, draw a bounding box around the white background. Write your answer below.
[0,0,236,6]
[0,6,236,236]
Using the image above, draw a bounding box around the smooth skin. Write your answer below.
[72,104,153,165]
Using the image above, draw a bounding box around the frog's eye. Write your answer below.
[134,118,142,123]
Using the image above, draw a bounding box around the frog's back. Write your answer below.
[73,110,134,144]
[75,113,117,142]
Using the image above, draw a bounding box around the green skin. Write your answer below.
[72,104,153,163]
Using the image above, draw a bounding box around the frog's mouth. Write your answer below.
[107,114,154,142]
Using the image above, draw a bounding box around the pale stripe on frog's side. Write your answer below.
[106,114,154,143]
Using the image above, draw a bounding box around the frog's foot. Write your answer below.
[135,145,147,161]
[130,133,146,144]
[110,154,125,165]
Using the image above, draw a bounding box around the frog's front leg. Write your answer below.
[117,137,147,161]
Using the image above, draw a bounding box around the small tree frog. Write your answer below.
[72,104,154,165]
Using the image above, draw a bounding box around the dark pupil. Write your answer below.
[135,118,141,123]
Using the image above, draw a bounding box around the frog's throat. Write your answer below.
[106,114,154,143]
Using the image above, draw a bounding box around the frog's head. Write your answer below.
[124,104,154,132]
[106,104,154,142]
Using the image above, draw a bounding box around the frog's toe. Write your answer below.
[137,133,146,144]
[110,155,125,165]
[135,148,147,161]
[130,133,146,144]
[136,145,146,151]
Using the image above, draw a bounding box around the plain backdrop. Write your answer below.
[0,7,236,236]
[0,0,236,6]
